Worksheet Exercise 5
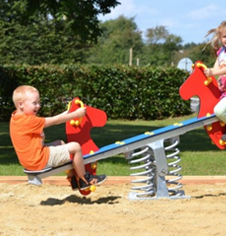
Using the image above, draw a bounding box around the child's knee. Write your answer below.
[214,106,220,116]
[214,103,224,116]
[214,104,226,123]
[61,140,65,145]
[68,142,82,153]
[72,141,81,148]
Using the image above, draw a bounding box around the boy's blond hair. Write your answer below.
[12,85,38,108]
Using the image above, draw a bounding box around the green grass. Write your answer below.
[1,114,226,176]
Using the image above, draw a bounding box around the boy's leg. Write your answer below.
[47,143,79,190]
[65,142,107,189]
[65,142,86,178]
[66,170,78,190]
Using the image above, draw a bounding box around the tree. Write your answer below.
[24,0,121,43]
[0,0,93,64]
[188,43,216,67]
[86,15,144,65]
[145,26,169,45]
[143,26,183,66]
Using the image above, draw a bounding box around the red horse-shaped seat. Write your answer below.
[179,61,226,149]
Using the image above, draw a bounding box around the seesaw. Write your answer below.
[24,62,225,200]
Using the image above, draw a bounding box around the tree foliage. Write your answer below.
[0,0,215,67]
[141,26,183,66]
[24,0,120,42]
[86,15,143,65]
[0,0,91,64]
[188,43,216,67]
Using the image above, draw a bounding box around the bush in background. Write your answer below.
[0,64,191,121]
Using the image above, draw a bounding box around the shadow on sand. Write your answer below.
[40,195,121,206]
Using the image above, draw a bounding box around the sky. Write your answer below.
[98,0,226,45]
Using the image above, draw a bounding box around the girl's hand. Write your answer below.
[204,68,213,77]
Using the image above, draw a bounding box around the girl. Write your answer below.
[204,21,226,141]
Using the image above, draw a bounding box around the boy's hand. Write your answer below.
[74,107,87,117]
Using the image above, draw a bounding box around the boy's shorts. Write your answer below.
[47,145,71,167]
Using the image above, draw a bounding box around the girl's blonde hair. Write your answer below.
[12,85,38,108]
[204,21,226,51]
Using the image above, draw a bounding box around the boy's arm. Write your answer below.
[44,107,86,128]
[52,110,68,118]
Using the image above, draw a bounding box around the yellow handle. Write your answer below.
[196,62,212,86]
[67,101,71,111]
[196,62,207,69]
[70,99,84,127]
[75,99,84,108]
[74,99,84,126]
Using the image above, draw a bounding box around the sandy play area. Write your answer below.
[0,177,226,236]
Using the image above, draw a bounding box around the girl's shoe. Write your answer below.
[221,134,226,141]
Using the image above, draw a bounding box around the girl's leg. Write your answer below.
[214,97,226,123]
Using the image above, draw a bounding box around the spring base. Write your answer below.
[126,137,191,200]
[128,190,190,200]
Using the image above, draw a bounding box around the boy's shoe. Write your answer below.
[221,134,226,141]
[79,172,107,190]
[67,175,78,190]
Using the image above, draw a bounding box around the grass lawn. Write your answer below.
[1,114,226,176]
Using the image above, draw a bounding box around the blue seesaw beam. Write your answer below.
[24,114,218,186]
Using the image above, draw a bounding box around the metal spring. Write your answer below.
[164,138,183,196]
[125,146,156,197]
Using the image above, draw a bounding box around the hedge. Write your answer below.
[0,64,191,121]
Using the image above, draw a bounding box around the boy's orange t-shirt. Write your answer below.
[10,111,50,171]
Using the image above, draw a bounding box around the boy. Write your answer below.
[10,85,107,190]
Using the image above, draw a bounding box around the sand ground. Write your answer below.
[0,179,226,236]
